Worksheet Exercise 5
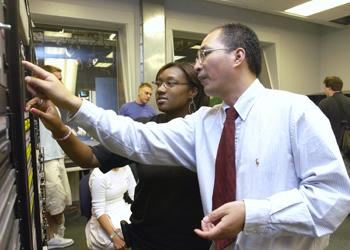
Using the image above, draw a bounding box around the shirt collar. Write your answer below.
[222,79,265,121]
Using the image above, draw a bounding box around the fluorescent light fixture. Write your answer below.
[190,45,201,50]
[109,33,116,40]
[106,52,113,58]
[44,31,72,38]
[65,49,72,58]
[285,0,350,17]
[92,58,98,65]
[44,47,66,55]
[174,55,185,61]
[94,62,112,68]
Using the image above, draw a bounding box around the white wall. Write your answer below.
[29,0,141,101]
[320,28,350,92]
[29,0,350,96]
[165,0,323,95]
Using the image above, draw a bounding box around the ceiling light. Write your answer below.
[109,33,116,40]
[174,55,185,61]
[284,0,350,17]
[44,31,72,38]
[65,47,76,58]
[106,52,113,58]
[190,45,201,50]
[92,58,98,65]
[65,49,72,57]
[44,47,66,55]
[94,62,112,68]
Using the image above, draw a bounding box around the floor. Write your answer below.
[58,202,350,250]
[326,215,350,250]
[63,203,89,250]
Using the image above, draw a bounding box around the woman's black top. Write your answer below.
[91,114,210,250]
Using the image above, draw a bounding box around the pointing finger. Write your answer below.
[22,61,51,80]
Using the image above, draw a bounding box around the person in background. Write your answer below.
[40,65,74,249]
[319,76,350,173]
[119,82,156,120]
[85,166,136,250]
[24,23,350,250]
[25,61,210,249]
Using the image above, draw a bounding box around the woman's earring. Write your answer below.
[188,97,196,114]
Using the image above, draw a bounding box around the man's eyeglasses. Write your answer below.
[152,79,189,89]
[196,48,230,64]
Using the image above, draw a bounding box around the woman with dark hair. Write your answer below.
[28,62,210,249]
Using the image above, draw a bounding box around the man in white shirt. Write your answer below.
[24,23,350,250]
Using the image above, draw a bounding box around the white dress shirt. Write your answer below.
[71,79,350,250]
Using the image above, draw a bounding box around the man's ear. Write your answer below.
[233,48,245,67]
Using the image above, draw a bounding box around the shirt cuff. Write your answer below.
[67,99,99,132]
[66,99,86,122]
[243,198,271,234]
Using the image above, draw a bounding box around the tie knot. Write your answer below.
[226,107,237,120]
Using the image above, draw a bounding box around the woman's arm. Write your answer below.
[97,215,126,250]
[26,98,100,168]
[56,128,100,169]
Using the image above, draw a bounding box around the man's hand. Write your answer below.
[22,61,82,114]
[194,201,245,240]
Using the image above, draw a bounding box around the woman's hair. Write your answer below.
[155,62,209,111]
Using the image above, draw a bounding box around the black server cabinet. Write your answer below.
[0,2,20,249]
[0,2,20,250]
[1,0,46,249]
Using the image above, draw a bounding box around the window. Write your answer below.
[33,25,124,111]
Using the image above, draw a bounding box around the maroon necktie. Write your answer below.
[212,107,238,250]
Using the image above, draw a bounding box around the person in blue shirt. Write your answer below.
[119,82,156,120]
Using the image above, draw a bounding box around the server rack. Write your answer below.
[0,2,19,249]
[1,0,46,249]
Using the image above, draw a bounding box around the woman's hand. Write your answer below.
[22,61,82,115]
[25,97,67,138]
[112,233,126,250]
